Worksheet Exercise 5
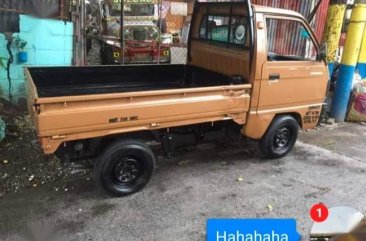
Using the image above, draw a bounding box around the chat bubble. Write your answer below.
[207,219,301,241]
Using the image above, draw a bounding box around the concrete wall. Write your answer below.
[0,14,73,105]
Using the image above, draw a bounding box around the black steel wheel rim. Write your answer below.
[274,127,291,150]
[113,157,143,186]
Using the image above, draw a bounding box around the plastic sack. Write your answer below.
[347,92,366,122]
[353,78,366,94]
[352,71,362,90]
[347,78,366,122]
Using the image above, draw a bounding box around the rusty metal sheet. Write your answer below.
[0,0,60,17]
[252,0,329,52]
[0,0,60,33]
[0,11,20,33]
[314,0,330,40]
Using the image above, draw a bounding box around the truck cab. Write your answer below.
[190,2,327,140]
[26,0,328,196]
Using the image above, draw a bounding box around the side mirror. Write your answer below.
[317,42,327,62]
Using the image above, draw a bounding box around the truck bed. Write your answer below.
[28,65,240,98]
[26,64,252,154]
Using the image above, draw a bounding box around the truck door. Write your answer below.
[258,16,328,116]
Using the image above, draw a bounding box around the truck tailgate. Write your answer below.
[31,85,251,153]
[25,68,40,130]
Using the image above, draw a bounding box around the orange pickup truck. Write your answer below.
[26,0,328,196]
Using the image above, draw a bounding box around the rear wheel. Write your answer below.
[259,115,299,159]
[94,140,155,196]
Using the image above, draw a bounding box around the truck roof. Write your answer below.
[252,4,305,19]
[195,2,306,20]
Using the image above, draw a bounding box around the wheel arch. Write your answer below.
[277,112,303,129]
[55,130,159,163]
[259,113,300,159]
[242,111,303,140]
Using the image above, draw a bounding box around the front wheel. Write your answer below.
[94,140,155,196]
[259,115,299,159]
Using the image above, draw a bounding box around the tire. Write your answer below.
[94,140,155,196]
[259,115,299,159]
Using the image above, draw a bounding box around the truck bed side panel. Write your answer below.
[35,85,251,153]
[36,85,251,136]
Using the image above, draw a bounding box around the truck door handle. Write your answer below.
[269,74,280,81]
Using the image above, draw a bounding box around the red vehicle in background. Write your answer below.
[95,0,171,64]
[102,24,170,64]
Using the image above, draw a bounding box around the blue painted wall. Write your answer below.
[0,14,73,104]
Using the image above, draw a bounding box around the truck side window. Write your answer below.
[199,14,248,47]
[266,18,317,61]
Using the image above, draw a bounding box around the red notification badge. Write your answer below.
[310,203,329,223]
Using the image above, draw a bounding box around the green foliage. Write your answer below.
[13,35,28,52]
[0,57,7,70]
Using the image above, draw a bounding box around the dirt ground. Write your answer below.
[0,118,366,241]
[0,115,90,196]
